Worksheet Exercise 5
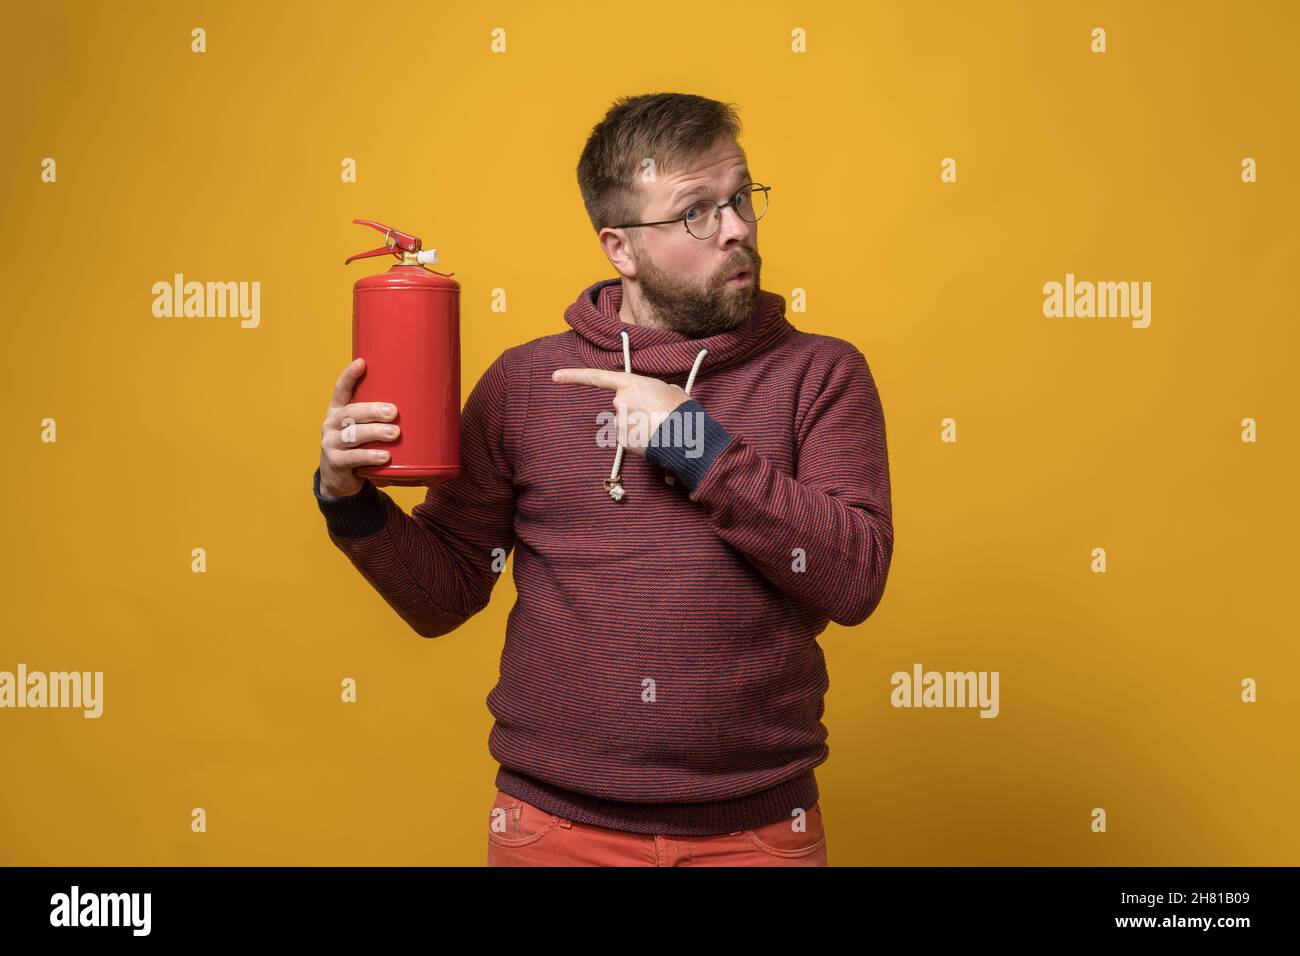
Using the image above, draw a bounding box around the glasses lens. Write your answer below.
[684,200,718,239]
[735,184,767,223]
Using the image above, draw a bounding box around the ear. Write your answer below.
[599,226,639,281]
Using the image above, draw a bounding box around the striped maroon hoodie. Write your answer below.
[313,277,893,835]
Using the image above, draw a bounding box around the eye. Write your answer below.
[683,201,710,221]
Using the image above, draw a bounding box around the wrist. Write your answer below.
[313,466,388,538]
[318,472,362,500]
[644,398,735,493]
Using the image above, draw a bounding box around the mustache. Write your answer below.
[720,250,760,280]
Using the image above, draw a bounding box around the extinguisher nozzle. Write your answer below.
[415,249,439,266]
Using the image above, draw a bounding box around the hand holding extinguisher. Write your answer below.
[317,219,462,498]
[318,356,402,498]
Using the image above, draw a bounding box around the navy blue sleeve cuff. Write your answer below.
[643,398,736,493]
[313,466,389,538]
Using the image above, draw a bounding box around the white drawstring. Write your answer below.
[663,347,709,487]
[602,330,635,501]
[603,328,708,501]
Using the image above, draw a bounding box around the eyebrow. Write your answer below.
[669,169,752,210]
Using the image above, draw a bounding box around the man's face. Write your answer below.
[617,136,763,337]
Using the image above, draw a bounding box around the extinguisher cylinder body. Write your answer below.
[351,265,461,487]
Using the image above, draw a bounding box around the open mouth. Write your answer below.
[727,269,753,285]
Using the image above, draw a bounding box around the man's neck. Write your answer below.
[617,283,668,330]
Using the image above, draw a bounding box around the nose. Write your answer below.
[715,202,752,246]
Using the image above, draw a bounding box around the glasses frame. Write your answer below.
[610,183,771,240]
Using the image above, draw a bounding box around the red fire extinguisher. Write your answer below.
[344,218,461,488]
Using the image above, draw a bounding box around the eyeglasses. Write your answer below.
[611,183,771,240]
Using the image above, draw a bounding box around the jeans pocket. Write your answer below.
[744,803,825,858]
[487,790,560,848]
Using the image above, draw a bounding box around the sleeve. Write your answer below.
[312,352,518,637]
[644,348,893,627]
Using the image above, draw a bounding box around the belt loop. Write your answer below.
[557,816,572,829]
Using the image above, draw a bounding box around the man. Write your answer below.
[313,92,893,866]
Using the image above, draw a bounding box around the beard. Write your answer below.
[630,244,763,338]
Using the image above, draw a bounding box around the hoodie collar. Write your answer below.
[564,277,793,380]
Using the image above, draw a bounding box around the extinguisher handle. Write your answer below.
[345,219,453,274]
[353,219,422,251]
[345,219,427,265]
[344,245,400,265]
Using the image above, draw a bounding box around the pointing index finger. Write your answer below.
[551,368,633,390]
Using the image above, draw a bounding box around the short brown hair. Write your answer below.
[576,92,743,234]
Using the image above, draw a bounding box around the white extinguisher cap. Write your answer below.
[416,248,439,266]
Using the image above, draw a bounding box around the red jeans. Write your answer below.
[486,789,828,866]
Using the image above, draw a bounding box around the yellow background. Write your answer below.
[1,0,1295,865]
